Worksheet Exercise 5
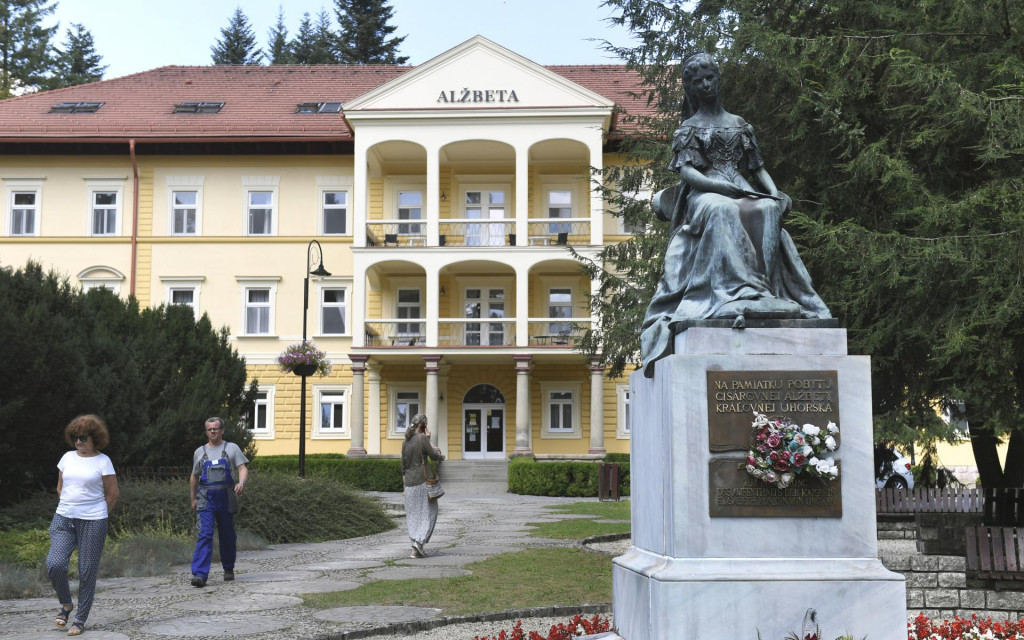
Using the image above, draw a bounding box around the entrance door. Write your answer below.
[462,383,506,460]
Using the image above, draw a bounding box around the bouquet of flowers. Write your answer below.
[277,340,332,376]
[746,412,839,489]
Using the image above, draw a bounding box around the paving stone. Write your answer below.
[0,597,56,613]
[435,544,518,556]
[244,579,362,595]
[233,548,302,560]
[313,605,441,624]
[170,593,302,611]
[365,565,472,580]
[393,553,486,567]
[288,559,385,571]
[230,570,319,582]
[0,633,130,640]
[146,613,292,636]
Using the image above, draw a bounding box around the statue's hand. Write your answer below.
[718,181,746,199]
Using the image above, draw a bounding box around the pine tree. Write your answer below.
[43,23,106,89]
[290,9,336,65]
[210,6,262,65]
[588,0,1024,486]
[266,6,294,64]
[334,0,408,64]
[0,0,57,98]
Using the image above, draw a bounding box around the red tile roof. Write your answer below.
[0,64,651,143]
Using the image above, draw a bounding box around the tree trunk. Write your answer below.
[1002,429,1024,487]
[970,422,1006,488]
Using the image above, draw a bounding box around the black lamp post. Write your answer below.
[299,239,331,478]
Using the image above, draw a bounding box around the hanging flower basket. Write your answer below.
[277,341,332,377]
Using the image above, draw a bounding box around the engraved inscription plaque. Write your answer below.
[707,370,839,451]
[709,457,842,518]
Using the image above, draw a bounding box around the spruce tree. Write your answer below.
[44,23,106,89]
[210,6,262,65]
[266,6,294,64]
[290,9,336,64]
[587,0,1024,486]
[334,0,408,64]
[0,0,57,98]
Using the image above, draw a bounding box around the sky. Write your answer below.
[48,0,634,80]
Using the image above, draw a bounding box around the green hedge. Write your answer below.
[604,453,630,463]
[508,457,630,497]
[248,455,403,492]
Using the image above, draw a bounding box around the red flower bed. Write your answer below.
[472,614,612,640]
[909,612,1024,639]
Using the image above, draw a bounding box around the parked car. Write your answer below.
[874,446,915,490]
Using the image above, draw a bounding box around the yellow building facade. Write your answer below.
[0,37,645,461]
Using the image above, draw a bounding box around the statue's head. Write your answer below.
[681,52,721,115]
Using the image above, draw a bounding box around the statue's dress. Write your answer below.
[640,121,831,374]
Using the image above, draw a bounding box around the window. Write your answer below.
[50,101,103,113]
[78,266,124,294]
[617,384,631,439]
[397,289,422,337]
[249,387,275,439]
[321,287,347,335]
[171,191,198,235]
[297,101,342,114]
[464,189,506,246]
[315,387,350,439]
[548,288,573,337]
[397,190,423,236]
[391,389,422,437]
[169,287,197,316]
[546,189,573,234]
[237,277,279,336]
[541,382,581,438]
[247,191,273,235]
[465,288,505,346]
[619,186,651,235]
[9,190,38,236]
[173,101,224,114]
[322,190,348,235]
[91,191,118,236]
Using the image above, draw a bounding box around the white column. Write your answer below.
[367,363,381,454]
[438,365,450,456]
[515,143,529,245]
[353,138,369,249]
[426,145,440,246]
[588,137,604,245]
[588,358,606,455]
[347,355,368,456]
[352,262,367,348]
[425,267,439,347]
[424,355,442,447]
[516,264,529,346]
[513,355,532,456]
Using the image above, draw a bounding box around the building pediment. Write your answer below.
[344,36,614,114]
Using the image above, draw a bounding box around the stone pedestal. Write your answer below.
[612,328,906,639]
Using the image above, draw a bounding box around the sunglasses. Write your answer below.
[73,434,90,443]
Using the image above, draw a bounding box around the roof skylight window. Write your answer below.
[50,101,104,113]
[296,102,342,114]
[173,101,225,114]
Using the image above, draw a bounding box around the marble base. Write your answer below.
[613,329,906,639]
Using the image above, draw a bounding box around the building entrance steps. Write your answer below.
[438,459,509,495]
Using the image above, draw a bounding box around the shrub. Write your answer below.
[604,453,630,463]
[249,455,404,492]
[508,458,630,497]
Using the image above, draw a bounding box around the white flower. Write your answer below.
[812,436,821,446]
[746,464,756,474]
[780,473,795,487]
[801,423,821,436]
[825,435,837,451]
[765,471,778,484]
[801,445,813,456]
[827,421,839,434]
[753,412,769,427]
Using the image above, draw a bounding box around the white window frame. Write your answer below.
[396,287,423,338]
[540,381,582,439]
[77,266,124,295]
[388,386,423,439]
[320,188,350,236]
[86,180,125,237]
[547,287,573,337]
[161,276,204,318]
[617,185,652,235]
[617,384,631,439]
[458,180,510,247]
[235,276,280,337]
[464,286,507,346]
[5,179,42,237]
[166,176,204,236]
[249,386,275,439]
[314,385,351,439]
[388,181,425,238]
[241,176,280,236]
[317,277,352,336]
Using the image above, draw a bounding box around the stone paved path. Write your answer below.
[0,494,591,640]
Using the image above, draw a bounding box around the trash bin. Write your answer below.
[598,463,620,501]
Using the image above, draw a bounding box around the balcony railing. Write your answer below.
[526,219,590,246]
[438,319,515,346]
[364,218,591,247]
[366,221,427,247]
[438,219,515,247]
[527,319,590,347]
[365,320,426,346]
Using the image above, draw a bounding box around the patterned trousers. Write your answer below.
[404,483,438,545]
[47,514,108,624]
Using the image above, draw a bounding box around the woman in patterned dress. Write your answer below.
[401,414,445,557]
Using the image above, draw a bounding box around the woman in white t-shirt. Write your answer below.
[46,415,119,637]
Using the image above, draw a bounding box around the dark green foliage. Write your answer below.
[42,23,105,89]
[604,453,630,463]
[0,262,255,501]
[211,7,263,65]
[592,0,1024,486]
[290,10,339,65]
[0,0,56,97]
[249,455,404,492]
[266,6,294,64]
[507,458,631,497]
[334,0,407,64]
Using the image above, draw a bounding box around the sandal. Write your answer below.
[55,605,73,628]
[67,621,85,636]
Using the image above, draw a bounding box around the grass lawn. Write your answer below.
[304,499,632,615]
[303,547,612,614]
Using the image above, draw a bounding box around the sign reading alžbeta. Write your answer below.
[436,89,520,104]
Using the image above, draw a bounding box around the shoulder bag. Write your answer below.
[422,451,444,501]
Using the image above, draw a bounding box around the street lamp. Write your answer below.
[299,239,331,478]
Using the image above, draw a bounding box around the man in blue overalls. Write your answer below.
[189,417,249,587]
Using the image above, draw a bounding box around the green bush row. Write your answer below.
[248,455,404,492]
[507,457,631,497]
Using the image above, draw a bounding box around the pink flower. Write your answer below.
[766,434,782,448]
[747,456,756,466]
[774,459,790,472]
[793,452,806,467]
[769,451,779,462]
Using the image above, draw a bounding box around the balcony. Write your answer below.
[438,220,514,247]
[526,219,590,246]
[365,321,426,347]
[364,219,591,247]
[438,319,515,346]
[362,318,589,349]
[527,319,589,347]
